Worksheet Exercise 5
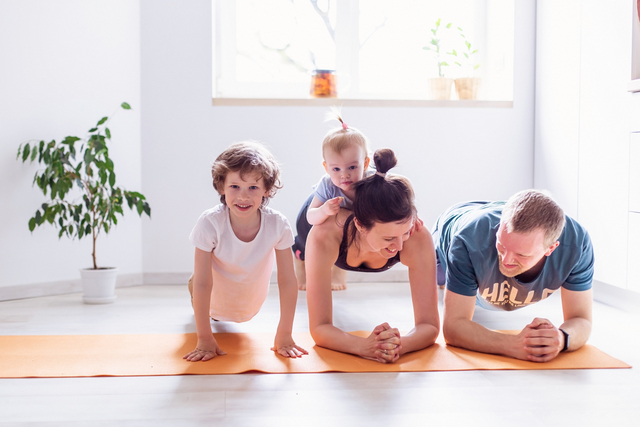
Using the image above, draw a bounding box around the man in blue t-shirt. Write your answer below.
[434,190,594,362]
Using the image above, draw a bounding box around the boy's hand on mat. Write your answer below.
[183,340,226,362]
[321,197,343,216]
[271,336,308,358]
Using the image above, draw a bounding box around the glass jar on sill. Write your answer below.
[310,69,337,98]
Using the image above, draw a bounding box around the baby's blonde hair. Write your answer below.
[322,108,370,160]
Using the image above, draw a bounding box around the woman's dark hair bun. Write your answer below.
[373,148,397,175]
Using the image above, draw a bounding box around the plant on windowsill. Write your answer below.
[423,18,454,100]
[16,103,151,304]
[448,26,482,100]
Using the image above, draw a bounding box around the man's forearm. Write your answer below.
[443,318,518,358]
[559,317,592,351]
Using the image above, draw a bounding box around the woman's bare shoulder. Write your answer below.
[401,226,435,264]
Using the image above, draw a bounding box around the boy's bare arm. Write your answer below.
[272,248,308,357]
[183,248,226,362]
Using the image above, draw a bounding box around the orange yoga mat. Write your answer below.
[0,332,630,378]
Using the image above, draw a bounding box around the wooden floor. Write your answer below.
[1,282,639,426]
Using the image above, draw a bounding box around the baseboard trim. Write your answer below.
[143,272,191,285]
[592,280,640,313]
[5,272,637,310]
[0,273,144,302]
[0,267,411,301]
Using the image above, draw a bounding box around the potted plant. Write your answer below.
[449,26,482,100]
[16,103,151,304]
[423,19,454,100]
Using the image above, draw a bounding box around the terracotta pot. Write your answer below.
[428,77,454,100]
[80,267,118,304]
[455,77,481,100]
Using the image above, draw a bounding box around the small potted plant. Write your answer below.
[16,103,151,304]
[423,19,454,100]
[449,26,481,99]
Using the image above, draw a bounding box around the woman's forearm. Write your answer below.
[310,323,367,357]
[399,323,439,355]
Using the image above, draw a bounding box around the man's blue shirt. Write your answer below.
[434,201,594,311]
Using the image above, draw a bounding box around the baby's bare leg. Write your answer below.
[331,265,347,291]
[294,257,307,290]
[187,274,194,307]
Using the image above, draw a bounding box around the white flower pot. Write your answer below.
[80,267,118,304]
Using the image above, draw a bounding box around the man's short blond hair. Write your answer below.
[501,189,566,247]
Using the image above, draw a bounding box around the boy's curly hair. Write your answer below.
[211,141,282,207]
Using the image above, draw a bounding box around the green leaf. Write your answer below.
[97,116,108,126]
[451,49,457,56]
[29,217,36,232]
[430,39,438,46]
[121,102,131,110]
[30,147,38,162]
[99,169,107,185]
[88,127,98,133]
[446,23,452,28]
[472,49,478,54]
[457,27,463,31]
[136,199,144,215]
[16,144,22,160]
[109,172,116,188]
[431,29,436,35]
[143,202,151,217]
[104,223,110,233]
[466,41,471,50]
[435,18,441,27]
[441,62,449,66]
[105,128,111,139]
[464,52,469,59]
[474,64,481,69]
[22,143,31,162]
[455,62,461,66]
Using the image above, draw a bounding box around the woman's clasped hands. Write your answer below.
[363,322,402,363]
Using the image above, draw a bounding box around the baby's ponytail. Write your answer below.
[321,108,370,158]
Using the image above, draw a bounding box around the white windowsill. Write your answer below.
[628,79,640,93]
[212,98,513,108]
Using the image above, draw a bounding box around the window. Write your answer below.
[213,0,514,101]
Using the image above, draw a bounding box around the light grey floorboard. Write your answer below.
[0,283,638,426]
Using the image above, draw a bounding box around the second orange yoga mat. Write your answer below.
[0,332,630,378]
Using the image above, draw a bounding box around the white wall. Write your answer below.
[0,0,143,289]
[140,0,537,276]
[534,0,581,219]
[535,0,634,289]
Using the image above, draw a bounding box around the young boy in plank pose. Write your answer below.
[185,141,307,362]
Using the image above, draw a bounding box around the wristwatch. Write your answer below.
[559,328,570,352]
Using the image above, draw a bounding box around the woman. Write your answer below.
[306,148,440,363]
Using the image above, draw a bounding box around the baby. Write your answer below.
[292,110,372,290]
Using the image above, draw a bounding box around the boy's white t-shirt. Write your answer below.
[189,204,294,322]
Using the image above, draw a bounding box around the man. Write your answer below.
[434,190,594,362]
